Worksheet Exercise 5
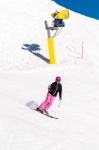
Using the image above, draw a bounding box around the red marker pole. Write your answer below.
[81,41,84,59]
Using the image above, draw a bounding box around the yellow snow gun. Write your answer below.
[51,9,69,27]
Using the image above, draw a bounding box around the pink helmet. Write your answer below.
[55,76,61,82]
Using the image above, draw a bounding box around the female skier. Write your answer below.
[36,76,62,114]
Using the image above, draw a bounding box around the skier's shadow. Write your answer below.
[21,43,50,64]
[26,100,39,110]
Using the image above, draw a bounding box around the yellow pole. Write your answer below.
[48,37,56,64]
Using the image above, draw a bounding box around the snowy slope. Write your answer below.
[0,0,51,70]
[0,0,99,150]
[0,0,99,70]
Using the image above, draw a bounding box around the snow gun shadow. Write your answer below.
[22,43,50,64]
[26,100,38,110]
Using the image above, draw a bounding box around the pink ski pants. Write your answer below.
[39,93,55,110]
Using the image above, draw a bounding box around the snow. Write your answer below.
[0,0,99,150]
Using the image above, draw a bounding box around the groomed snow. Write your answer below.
[0,0,99,150]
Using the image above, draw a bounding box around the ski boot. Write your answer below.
[36,107,44,114]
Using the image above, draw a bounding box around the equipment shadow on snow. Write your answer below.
[26,100,38,110]
[22,43,50,64]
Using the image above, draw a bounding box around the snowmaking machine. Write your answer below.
[51,9,69,27]
[45,9,69,37]
[45,9,69,64]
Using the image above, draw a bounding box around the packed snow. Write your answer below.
[0,0,99,150]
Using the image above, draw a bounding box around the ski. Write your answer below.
[43,113,59,119]
[34,109,59,119]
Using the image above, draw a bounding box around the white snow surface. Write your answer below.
[0,0,99,150]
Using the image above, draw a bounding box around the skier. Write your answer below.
[36,76,62,115]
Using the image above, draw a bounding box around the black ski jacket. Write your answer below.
[48,82,62,99]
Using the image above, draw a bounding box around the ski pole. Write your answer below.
[58,100,61,107]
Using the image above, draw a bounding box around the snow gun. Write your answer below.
[51,9,69,28]
[45,9,69,37]
[45,9,69,64]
